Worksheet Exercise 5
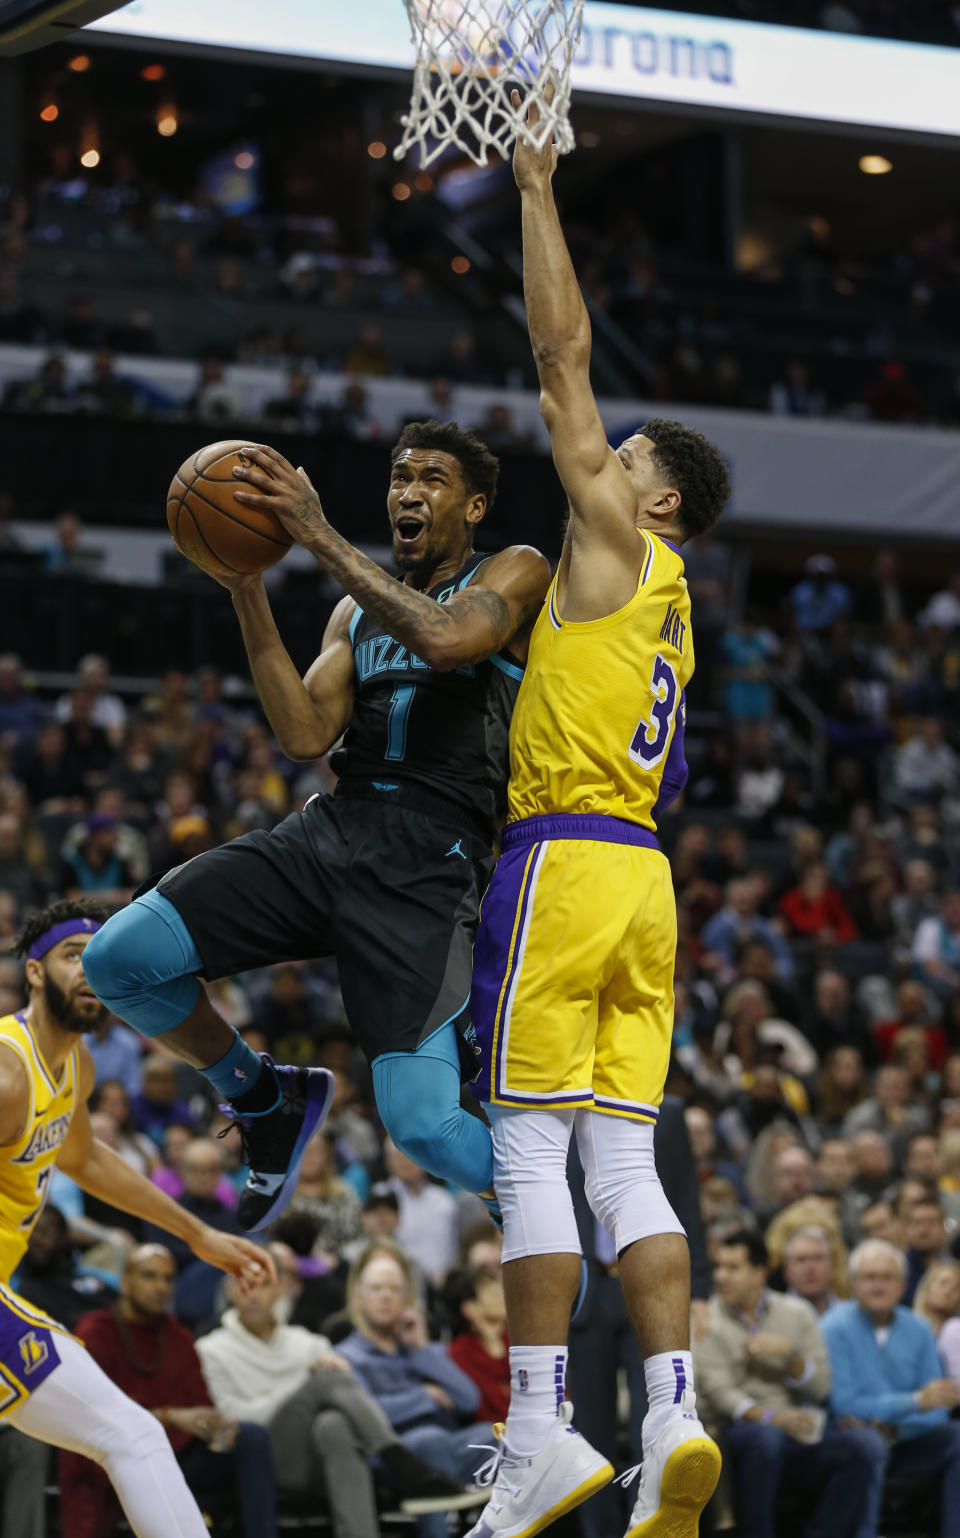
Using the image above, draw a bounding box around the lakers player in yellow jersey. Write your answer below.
[0,899,270,1538]
[466,97,730,1538]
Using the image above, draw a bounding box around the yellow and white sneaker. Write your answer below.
[619,1392,721,1538]
[465,1403,614,1538]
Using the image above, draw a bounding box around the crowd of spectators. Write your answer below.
[2,526,960,1533]
[7,125,960,426]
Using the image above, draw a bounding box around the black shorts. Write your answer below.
[157,788,495,1065]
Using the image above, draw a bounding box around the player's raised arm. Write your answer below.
[512,92,640,560]
[233,449,550,669]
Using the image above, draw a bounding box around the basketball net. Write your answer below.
[396,0,584,168]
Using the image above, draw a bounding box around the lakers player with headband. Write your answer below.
[0,899,271,1538]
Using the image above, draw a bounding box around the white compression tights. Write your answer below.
[8,1332,208,1538]
[488,1104,684,1262]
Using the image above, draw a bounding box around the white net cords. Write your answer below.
[396,0,585,168]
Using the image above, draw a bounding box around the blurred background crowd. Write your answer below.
[2,0,960,1533]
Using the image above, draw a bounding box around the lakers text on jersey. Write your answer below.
[0,1013,78,1415]
[0,1012,78,1282]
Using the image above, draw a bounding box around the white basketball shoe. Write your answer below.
[465,1402,614,1538]
[619,1392,721,1538]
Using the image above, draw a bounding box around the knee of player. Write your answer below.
[80,914,140,1004]
[91,1400,169,1466]
[386,1097,468,1176]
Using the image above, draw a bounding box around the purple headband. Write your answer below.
[28,917,102,962]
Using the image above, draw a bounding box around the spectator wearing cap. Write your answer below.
[695,1227,882,1538]
[57,813,137,902]
[344,1185,420,1275]
[823,1239,960,1538]
[788,556,852,633]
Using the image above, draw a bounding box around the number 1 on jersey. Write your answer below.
[386,683,415,762]
[629,653,679,768]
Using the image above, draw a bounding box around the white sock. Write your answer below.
[643,1350,695,1433]
[504,1346,568,1456]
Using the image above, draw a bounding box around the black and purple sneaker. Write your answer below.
[219,1058,336,1232]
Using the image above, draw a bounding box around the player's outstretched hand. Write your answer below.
[192,1225,276,1295]
[511,85,558,192]
[233,443,329,548]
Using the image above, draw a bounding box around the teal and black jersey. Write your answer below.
[336,553,523,846]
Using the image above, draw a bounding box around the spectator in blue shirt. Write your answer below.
[788,555,852,633]
[85,1014,143,1096]
[339,1242,491,1538]
[822,1238,960,1538]
[701,877,794,985]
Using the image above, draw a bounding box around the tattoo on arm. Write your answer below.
[310,525,514,663]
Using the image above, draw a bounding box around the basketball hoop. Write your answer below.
[396,0,584,168]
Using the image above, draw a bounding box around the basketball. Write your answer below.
[166,440,293,576]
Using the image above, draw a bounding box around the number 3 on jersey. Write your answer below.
[629,653,680,768]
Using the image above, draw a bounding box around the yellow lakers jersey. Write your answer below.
[0,1013,78,1282]
[507,531,694,830]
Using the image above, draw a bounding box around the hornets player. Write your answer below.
[84,422,550,1227]
[0,898,270,1538]
[466,98,731,1538]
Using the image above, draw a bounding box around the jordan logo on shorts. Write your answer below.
[18,1331,49,1376]
[445,841,466,860]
